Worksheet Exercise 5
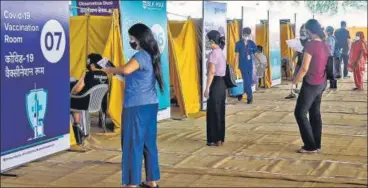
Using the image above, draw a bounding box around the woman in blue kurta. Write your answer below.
[104,23,162,188]
[235,27,260,104]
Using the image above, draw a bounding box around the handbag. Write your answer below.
[326,56,335,80]
[224,63,237,88]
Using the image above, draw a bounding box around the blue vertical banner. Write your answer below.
[120,1,170,120]
[202,1,227,110]
[1,1,70,172]
[269,10,282,86]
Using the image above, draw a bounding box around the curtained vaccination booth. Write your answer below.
[280,20,295,79]
[256,21,271,88]
[168,19,201,116]
[69,10,125,146]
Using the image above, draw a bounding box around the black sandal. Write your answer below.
[237,95,243,101]
[207,142,219,146]
[140,182,159,188]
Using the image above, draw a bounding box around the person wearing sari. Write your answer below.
[349,32,367,91]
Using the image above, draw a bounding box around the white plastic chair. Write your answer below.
[70,84,109,136]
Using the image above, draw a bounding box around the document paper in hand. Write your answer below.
[286,38,304,53]
[97,58,125,82]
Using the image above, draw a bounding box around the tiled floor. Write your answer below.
[1,76,367,187]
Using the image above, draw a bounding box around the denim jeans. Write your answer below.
[294,80,326,151]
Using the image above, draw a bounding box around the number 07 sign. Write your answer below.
[1,1,70,172]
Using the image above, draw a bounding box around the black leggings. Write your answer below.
[206,76,226,143]
[294,81,326,151]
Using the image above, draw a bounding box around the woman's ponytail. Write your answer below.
[318,28,326,41]
[219,36,226,50]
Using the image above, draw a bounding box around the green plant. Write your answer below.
[305,1,339,15]
[341,1,367,11]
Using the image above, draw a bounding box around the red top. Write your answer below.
[304,40,329,85]
[349,40,367,71]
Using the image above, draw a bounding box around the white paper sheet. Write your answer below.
[286,38,304,53]
[98,58,125,82]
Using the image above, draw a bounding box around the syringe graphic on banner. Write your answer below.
[26,83,48,141]
[97,57,125,82]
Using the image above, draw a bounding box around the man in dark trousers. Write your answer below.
[334,21,351,78]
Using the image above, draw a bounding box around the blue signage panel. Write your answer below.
[1,1,70,172]
[269,10,282,86]
[120,1,170,120]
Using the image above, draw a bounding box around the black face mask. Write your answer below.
[129,41,137,50]
[300,38,308,46]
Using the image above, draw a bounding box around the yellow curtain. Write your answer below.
[70,13,120,132]
[256,23,271,88]
[70,16,88,78]
[168,19,201,115]
[168,30,185,116]
[347,27,368,40]
[88,16,113,55]
[103,9,126,132]
[280,23,295,78]
[169,21,186,38]
[69,16,112,78]
[227,20,241,76]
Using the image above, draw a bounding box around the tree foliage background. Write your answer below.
[305,1,367,15]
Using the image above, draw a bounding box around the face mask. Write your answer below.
[129,41,137,50]
[243,35,249,40]
[300,36,307,40]
[356,36,361,41]
[206,39,214,49]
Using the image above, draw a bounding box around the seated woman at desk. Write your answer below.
[70,53,108,145]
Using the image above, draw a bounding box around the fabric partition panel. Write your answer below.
[168,20,186,88]
[169,20,201,115]
[280,23,290,59]
[202,1,227,110]
[280,22,295,78]
[227,20,241,77]
[168,28,186,116]
[269,10,282,86]
[69,15,112,78]
[70,16,88,78]
[88,16,112,55]
[120,1,170,121]
[347,27,367,41]
[169,21,186,38]
[256,22,271,88]
[103,9,125,131]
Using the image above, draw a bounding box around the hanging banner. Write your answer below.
[120,1,170,120]
[202,1,227,110]
[71,0,119,16]
[268,10,282,86]
[1,1,70,172]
